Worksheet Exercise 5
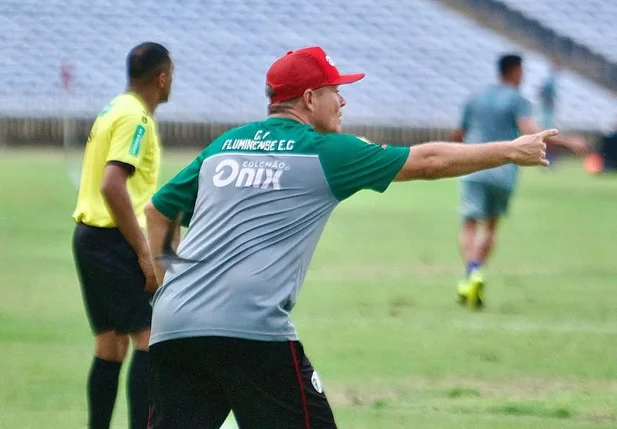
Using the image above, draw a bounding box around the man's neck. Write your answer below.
[500,79,519,88]
[268,111,309,126]
[127,86,158,115]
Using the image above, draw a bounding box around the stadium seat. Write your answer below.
[498,0,617,62]
[1,0,616,129]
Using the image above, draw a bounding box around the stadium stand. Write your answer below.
[1,0,616,129]
[496,0,617,63]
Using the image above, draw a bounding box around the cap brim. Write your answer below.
[333,72,365,85]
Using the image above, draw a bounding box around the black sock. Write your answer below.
[127,350,150,429]
[88,357,122,429]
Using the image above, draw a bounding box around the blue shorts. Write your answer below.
[460,181,513,220]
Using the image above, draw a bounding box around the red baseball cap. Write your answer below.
[266,46,365,104]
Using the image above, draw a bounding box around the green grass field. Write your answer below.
[2,148,617,428]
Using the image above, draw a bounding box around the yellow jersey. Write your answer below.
[72,92,161,228]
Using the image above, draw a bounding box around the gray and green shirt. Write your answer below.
[149,117,409,345]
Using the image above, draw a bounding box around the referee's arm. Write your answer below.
[101,163,148,256]
[101,164,158,293]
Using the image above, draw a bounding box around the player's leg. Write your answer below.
[463,216,502,309]
[465,218,499,308]
[218,338,337,429]
[472,216,500,265]
[475,184,512,265]
[149,338,231,429]
[127,329,150,429]
[457,182,489,307]
[73,224,128,429]
[459,218,479,276]
[464,186,512,308]
[457,218,480,305]
[75,224,154,429]
[88,331,129,429]
[107,235,153,429]
[461,184,500,309]
[458,181,488,277]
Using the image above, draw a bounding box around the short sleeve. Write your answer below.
[460,101,472,130]
[106,113,149,169]
[318,134,410,201]
[151,154,205,226]
[512,93,532,120]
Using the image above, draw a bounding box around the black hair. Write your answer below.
[127,42,171,81]
[498,54,522,77]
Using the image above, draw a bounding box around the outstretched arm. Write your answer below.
[394,129,555,181]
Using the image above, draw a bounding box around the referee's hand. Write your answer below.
[139,254,159,294]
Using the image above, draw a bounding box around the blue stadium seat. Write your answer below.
[498,0,617,62]
[0,0,616,130]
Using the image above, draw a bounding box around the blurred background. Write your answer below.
[1,1,617,428]
[2,0,617,150]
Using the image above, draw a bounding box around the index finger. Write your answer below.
[539,129,559,139]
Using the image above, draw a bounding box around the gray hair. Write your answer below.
[267,98,300,115]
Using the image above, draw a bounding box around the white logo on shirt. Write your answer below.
[311,371,323,393]
[212,159,288,190]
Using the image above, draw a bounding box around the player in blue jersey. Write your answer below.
[452,54,587,309]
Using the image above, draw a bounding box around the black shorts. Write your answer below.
[149,337,337,429]
[72,223,152,334]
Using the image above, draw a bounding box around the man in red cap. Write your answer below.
[144,46,555,428]
[265,46,365,134]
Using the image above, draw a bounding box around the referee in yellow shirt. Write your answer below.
[72,42,173,429]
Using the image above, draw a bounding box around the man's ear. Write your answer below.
[302,89,315,111]
[158,72,168,90]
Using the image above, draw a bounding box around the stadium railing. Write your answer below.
[0,117,601,150]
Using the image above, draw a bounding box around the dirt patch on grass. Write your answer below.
[325,376,617,412]
[433,376,617,398]
[336,376,617,399]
